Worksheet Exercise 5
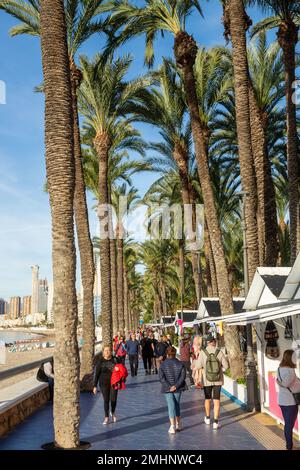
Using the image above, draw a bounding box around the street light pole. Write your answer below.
[238,192,260,412]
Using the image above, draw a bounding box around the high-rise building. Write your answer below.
[31,265,39,314]
[22,296,31,316]
[9,296,21,319]
[0,298,5,315]
[47,282,53,323]
[38,278,48,313]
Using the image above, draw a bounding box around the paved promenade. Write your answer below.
[0,363,285,450]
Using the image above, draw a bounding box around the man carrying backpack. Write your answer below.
[194,334,228,429]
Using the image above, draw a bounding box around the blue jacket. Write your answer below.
[126,340,140,355]
[159,358,187,393]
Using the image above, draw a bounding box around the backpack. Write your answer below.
[204,349,222,382]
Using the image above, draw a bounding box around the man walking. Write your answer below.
[126,333,140,377]
[179,335,194,386]
[194,334,228,429]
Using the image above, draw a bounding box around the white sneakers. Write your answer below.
[103,418,109,425]
[168,425,176,434]
[176,422,182,431]
[204,416,221,429]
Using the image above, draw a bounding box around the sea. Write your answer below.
[0,331,43,345]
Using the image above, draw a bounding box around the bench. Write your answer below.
[0,377,49,437]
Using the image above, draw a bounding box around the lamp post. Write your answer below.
[237,191,260,412]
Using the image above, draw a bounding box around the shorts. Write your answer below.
[203,385,221,400]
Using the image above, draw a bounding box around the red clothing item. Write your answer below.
[180,342,191,362]
[111,364,128,390]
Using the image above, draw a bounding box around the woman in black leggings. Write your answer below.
[93,345,118,425]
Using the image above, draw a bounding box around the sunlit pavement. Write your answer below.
[0,364,268,450]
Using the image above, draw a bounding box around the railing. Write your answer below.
[0,340,102,381]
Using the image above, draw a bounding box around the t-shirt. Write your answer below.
[195,345,228,386]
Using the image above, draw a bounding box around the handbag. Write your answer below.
[278,368,300,405]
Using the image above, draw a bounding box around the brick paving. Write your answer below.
[0,362,284,450]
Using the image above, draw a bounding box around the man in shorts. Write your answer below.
[195,334,228,429]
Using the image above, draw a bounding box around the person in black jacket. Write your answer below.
[153,336,168,372]
[93,345,118,425]
[141,332,155,375]
[159,346,187,434]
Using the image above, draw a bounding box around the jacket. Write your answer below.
[93,357,116,387]
[154,341,168,358]
[111,363,128,390]
[277,367,300,406]
[126,340,140,355]
[159,358,187,393]
[116,342,127,357]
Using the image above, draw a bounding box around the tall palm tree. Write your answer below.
[0,0,111,379]
[78,54,149,344]
[132,59,202,302]
[222,0,259,283]
[40,0,79,449]
[251,0,300,262]
[112,184,140,333]
[247,33,284,266]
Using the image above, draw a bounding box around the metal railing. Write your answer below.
[0,341,102,381]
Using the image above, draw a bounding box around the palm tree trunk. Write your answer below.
[108,192,118,335]
[70,59,95,380]
[277,20,299,263]
[173,144,201,302]
[93,132,112,346]
[174,31,244,379]
[179,238,185,309]
[117,227,125,333]
[248,83,278,266]
[40,0,80,448]
[228,0,259,283]
[123,263,129,333]
[110,239,118,334]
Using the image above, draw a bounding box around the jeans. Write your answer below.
[99,383,118,418]
[280,405,298,450]
[165,392,182,419]
[129,354,138,376]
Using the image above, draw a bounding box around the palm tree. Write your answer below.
[112,184,140,333]
[82,131,148,335]
[108,0,245,373]
[251,0,300,262]
[132,59,202,302]
[40,0,79,449]
[222,0,259,283]
[0,0,111,380]
[78,54,149,344]
[247,33,283,266]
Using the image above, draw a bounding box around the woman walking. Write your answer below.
[159,346,187,434]
[277,349,300,450]
[93,345,119,425]
[115,336,127,365]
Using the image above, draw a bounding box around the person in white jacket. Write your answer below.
[277,349,300,450]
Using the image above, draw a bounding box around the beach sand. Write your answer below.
[0,329,55,389]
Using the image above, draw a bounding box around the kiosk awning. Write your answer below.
[197,301,300,326]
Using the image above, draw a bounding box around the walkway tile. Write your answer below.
[0,365,266,450]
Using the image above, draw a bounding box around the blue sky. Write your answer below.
[0,1,264,300]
